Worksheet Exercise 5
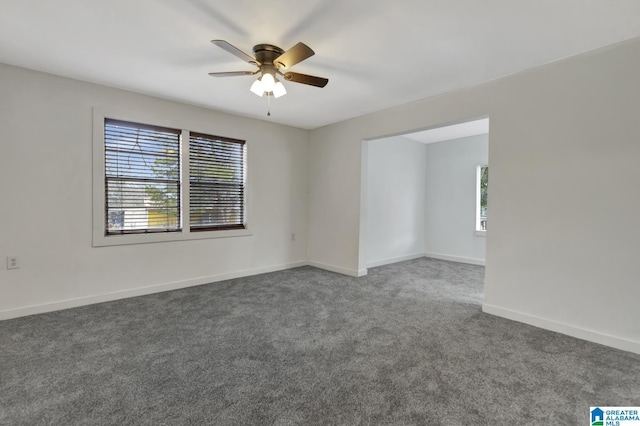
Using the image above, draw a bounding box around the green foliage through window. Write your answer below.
[480,166,488,218]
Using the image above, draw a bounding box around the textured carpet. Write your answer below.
[1,258,639,425]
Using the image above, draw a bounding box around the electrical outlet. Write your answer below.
[7,256,19,269]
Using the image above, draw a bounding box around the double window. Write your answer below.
[94,113,247,246]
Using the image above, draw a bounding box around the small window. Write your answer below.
[189,132,246,231]
[104,119,181,235]
[476,165,488,233]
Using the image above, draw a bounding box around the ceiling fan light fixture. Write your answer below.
[273,80,287,98]
[250,78,264,97]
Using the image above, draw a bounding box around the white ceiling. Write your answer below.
[1,1,640,130]
[403,118,489,144]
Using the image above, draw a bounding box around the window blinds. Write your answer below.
[189,132,246,231]
[104,119,181,235]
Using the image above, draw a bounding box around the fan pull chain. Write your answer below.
[267,93,271,117]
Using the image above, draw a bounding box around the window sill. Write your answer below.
[92,227,252,247]
[475,230,486,237]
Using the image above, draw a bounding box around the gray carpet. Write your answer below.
[1,258,639,425]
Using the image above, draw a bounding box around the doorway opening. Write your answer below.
[361,117,489,270]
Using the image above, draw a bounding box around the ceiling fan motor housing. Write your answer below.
[253,44,286,78]
[253,44,285,68]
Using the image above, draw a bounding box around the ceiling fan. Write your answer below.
[208,40,329,100]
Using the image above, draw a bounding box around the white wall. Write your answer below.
[365,136,426,268]
[0,63,309,319]
[424,134,488,265]
[308,37,640,353]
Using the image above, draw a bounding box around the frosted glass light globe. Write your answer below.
[261,73,275,92]
[250,79,264,96]
[273,81,287,98]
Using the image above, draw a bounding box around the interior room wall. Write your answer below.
[365,136,426,268]
[0,63,309,319]
[424,134,488,265]
[308,37,640,353]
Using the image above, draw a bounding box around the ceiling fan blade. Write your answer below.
[208,70,259,77]
[211,40,259,65]
[284,72,328,88]
[274,42,315,69]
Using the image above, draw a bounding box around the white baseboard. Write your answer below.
[424,252,485,266]
[0,261,308,321]
[483,303,640,355]
[367,253,425,268]
[307,261,367,277]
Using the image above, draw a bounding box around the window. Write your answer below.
[105,119,181,234]
[476,165,488,234]
[93,109,249,246]
[190,132,246,232]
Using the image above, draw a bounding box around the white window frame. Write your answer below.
[92,107,251,247]
[475,165,487,237]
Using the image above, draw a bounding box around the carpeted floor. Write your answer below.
[1,258,639,425]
